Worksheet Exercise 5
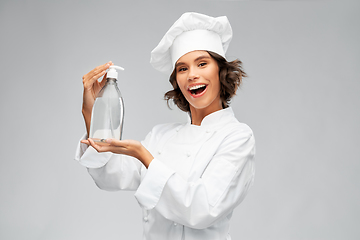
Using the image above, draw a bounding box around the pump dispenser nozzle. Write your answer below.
[107,65,125,79]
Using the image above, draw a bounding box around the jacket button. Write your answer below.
[186,152,191,157]
[158,150,161,155]
[144,217,148,222]
[173,222,177,226]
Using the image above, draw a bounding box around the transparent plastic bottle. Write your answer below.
[89,65,125,143]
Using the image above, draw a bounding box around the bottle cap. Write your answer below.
[107,65,124,79]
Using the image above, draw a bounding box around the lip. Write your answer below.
[187,83,208,98]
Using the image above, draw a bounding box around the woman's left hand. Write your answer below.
[81,138,154,168]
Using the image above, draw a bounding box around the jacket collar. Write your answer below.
[187,107,234,127]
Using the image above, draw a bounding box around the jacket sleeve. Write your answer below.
[74,133,150,191]
[134,127,255,229]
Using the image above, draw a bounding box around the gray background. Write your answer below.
[0,0,359,239]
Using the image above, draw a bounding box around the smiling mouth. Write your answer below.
[188,84,207,96]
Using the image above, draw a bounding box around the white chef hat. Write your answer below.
[150,12,233,74]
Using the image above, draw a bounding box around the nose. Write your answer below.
[187,67,199,81]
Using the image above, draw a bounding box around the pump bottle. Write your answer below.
[89,65,125,142]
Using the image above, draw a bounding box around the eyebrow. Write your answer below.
[175,55,211,68]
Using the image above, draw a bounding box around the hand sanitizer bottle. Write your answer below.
[89,65,125,142]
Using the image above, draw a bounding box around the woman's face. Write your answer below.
[175,50,222,113]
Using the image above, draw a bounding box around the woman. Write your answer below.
[76,12,255,240]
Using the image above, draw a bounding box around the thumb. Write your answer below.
[99,72,108,88]
[99,61,113,87]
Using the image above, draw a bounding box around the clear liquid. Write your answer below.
[89,96,124,142]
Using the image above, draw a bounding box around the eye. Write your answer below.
[198,62,207,67]
[177,67,187,72]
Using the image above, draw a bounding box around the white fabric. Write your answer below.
[75,107,255,240]
[170,29,224,68]
[150,12,233,74]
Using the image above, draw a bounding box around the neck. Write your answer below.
[189,102,223,126]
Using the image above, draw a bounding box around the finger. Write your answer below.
[83,62,108,80]
[83,69,107,88]
[88,138,101,146]
[83,61,112,88]
[88,138,113,153]
[83,71,106,90]
[99,72,108,88]
[99,61,113,81]
[88,138,103,152]
[81,139,90,145]
[89,61,112,77]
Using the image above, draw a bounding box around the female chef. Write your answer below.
[76,12,255,240]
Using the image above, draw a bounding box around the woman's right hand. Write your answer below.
[82,61,113,135]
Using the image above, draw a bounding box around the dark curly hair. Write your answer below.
[164,51,247,112]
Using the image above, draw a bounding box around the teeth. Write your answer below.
[189,84,206,91]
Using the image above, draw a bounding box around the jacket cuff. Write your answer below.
[134,158,175,210]
[74,133,89,161]
[74,133,112,168]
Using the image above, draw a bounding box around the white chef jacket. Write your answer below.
[75,107,255,240]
